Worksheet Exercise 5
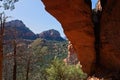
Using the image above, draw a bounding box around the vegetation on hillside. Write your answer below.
[2,37,87,80]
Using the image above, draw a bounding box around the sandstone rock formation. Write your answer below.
[37,29,65,41]
[5,20,37,40]
[42,0,96,74]
[96,0,102,12]
[100,0,120,71]
[42,0,120,75]
[63,41,79,65]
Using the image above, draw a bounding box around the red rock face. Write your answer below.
[42,0,120,74]
[100,0,120,70]
[42,0,96,74]
[63,41,79,65]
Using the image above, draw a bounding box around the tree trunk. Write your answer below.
[0,14,5,80]
[0,43,3,80]
[26,57,30,80]
[0,34,3,80]
[13,40,17,80]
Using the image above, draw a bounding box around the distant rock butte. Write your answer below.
[4,20,65,42]
[6,20,26,27]
[5,20,37,40]
[37,29,65,41]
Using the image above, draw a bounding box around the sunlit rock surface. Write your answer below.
[96,0,102,11]
[63,41,79,65]
[42,0,120,74]
[42,0,95,74]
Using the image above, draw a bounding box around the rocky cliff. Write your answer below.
[37,29,65,41]
[4,20,65,42]
[42,0,120,75]
[4,20,37,40]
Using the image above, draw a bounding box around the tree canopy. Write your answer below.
[0,0,19,10]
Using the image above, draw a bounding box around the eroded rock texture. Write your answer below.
[63,41,79,65]
[42,0,95,74]
[96,0,102,11]
[100,0,120,71]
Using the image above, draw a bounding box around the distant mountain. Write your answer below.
[37,29,65,41]
[2,20,65,41]
[4,20,37,40]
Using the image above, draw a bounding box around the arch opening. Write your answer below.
[2,0,68,80]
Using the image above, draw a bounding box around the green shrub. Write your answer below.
[46,58,87,80]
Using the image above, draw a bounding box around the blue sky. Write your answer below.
[3,0,97,37]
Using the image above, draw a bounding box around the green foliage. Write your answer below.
[31,38,68,59]
[27,39,68,80]
[46,58,66,80]
[31,38,44,48]
[3,38,87,80]
[65,65,87,80]
[46,58,87,80]
[0,0,19,10]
